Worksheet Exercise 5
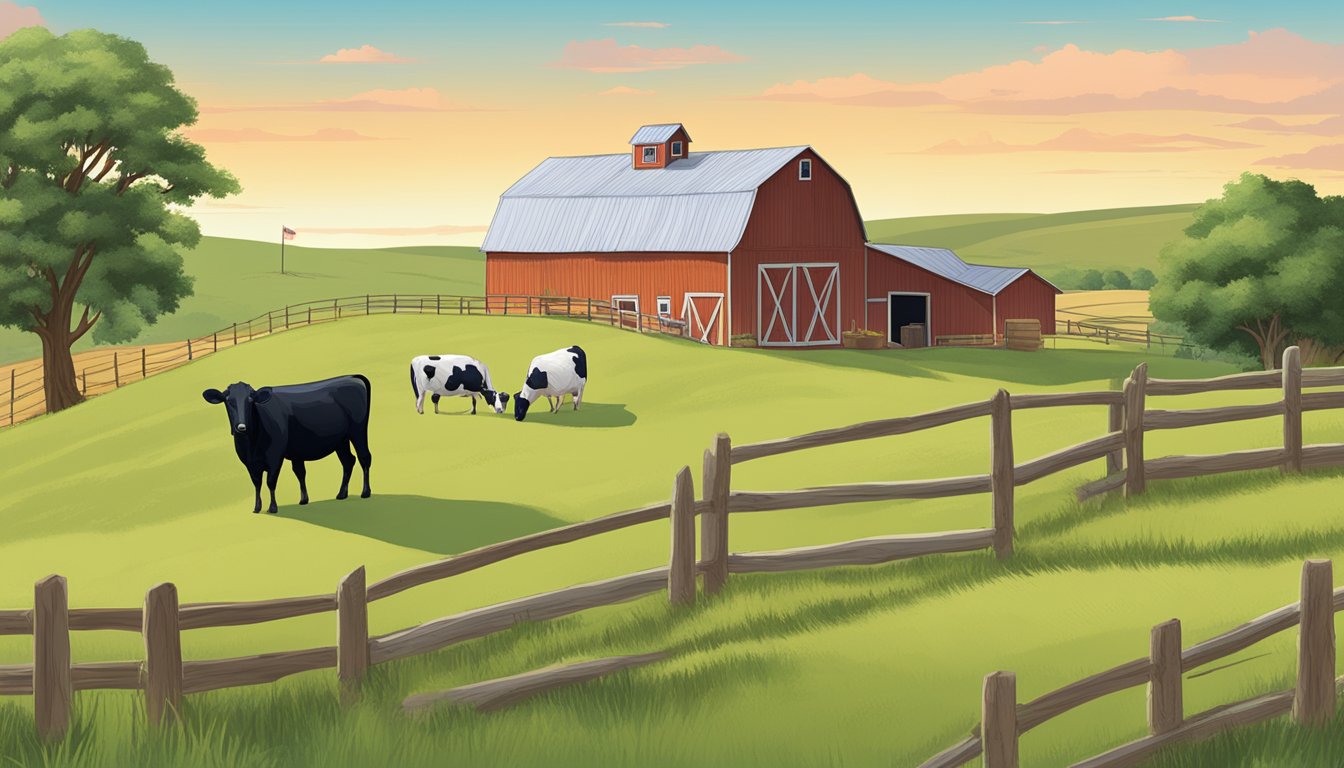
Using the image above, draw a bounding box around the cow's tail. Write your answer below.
[408,364,418,400]
[353,373,373,418]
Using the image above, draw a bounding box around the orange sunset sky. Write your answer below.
[5,1,1344,248]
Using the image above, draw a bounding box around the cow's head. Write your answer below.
[513,392,532,422]
[482,390,511,415]
[202,382,273,436]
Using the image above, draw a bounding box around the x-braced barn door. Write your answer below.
[681,293,724,345]
[757,263,840,346]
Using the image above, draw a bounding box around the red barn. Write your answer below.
[482,123,1056,347]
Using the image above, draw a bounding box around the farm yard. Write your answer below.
[2,309,1344,767]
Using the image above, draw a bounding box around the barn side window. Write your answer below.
[799,159,813,180]
[671,141,683,156]
[642,146,657,163]
[657,296,672,316]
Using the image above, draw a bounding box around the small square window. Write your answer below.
[656,296,672,316]
[799,159,813,180]
[642,146,657,163]
[671,141,683,156]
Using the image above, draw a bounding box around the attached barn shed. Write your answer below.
[481,123,1056,348]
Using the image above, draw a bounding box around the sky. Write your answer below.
[3,0,1344,248]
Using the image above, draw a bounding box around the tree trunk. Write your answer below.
[38,325,84,413]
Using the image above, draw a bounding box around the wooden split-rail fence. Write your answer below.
[0,293,691,429]
[1,346,1342,742]
[921,559,1344,768]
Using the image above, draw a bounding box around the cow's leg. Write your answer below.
[573,388,582,410]
[335,443,355,499]
[350,429,373,498]
[292,460,309,505]
[431,393,441,414]
[249,466,263,513]
[264,461,282,514]
[470,394,477,415]
[416,390,425,415]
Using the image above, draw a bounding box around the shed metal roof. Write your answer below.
[629,123,688,145]
[867,243,1055,296]
[482,147,809,253]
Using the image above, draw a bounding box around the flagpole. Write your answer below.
[280,225,285,275]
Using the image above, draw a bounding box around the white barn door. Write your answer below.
[681,293,724,345]
[757,263,840,347]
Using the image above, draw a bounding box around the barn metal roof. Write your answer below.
[629,123,689,145]
[482,146,810,253]
[867,243,1054,296]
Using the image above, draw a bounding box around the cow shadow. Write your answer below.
[284,495,564,555]
[517,401,636,428]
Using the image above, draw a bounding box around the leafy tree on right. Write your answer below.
[1151,173,1344,370]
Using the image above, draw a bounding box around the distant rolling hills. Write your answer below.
[0,205,1197,365]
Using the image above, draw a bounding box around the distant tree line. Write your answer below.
[1048,266,1158,291]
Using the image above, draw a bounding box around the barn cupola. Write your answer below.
[629,123,691,169]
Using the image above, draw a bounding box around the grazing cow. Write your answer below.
[409,354,509,415]
[202,375,373,514]
[514,346,587,422]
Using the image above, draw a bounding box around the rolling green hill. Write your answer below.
[0,204,1196,366]
[866,204,1199,283]
[1,312,1341,767]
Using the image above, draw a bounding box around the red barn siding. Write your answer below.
[485,251,727,326]
[731,149,867,341]
[993,273,1058,336]
[864,248,994,341]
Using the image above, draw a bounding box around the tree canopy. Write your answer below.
[1150,173,1344,369]
[0,27,238,409]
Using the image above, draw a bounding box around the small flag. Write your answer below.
[282,226,297,241]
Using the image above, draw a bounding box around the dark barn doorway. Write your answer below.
[888,293,929,346]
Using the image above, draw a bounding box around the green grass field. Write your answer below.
[2,310,1342,767]
[866,204,1199,284]
[0,238,484,365]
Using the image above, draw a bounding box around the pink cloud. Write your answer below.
[0,1,42,40]
[1228,115,1344,136]
[603,21,669,28]
[598,85,655,96]
[551,39,746,73]
[921,128,1257,154]
[318,44,414,64]
[184,128,383,143]
[203,87,480,114]
[1143,15,1222,22]
[1255,143,1344,171]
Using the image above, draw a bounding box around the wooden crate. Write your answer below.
[1005,319,1043,351]
[900,324,927,349]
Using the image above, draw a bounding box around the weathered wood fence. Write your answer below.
[921,559,1343,768]
[0,293,691,429]
[2,347,1342,741]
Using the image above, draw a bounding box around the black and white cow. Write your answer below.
[409,355,509,415]
[202,375,373,514]
[514,346,587,422]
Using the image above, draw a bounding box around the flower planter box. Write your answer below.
[842,333,886,350]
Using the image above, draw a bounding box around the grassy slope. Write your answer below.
[865,204,1199,280]
[1,314,1342,766]
[0,238,484,365]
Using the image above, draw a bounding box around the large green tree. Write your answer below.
[1151,173,1344,370]
[0,28,238,412]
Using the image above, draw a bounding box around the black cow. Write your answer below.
[202,375,373,514]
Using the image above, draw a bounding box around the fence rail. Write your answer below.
[1,346,1342,745]
[0,293,696,429]
[1058,318,1184,350]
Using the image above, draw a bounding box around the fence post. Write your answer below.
[990,389,1014,559]
[232,323,237,346]
[1149,619,1182,735]
[1294,559,1335,726]
[8,367,13,425]
[143,582,182,725]
[338,566,369,701]
[114,352,120,387]
[80,368,86,396]
[1282,345,1302,474]
[307,306,312,326]
[268,313,273,335]
[1124,363,1148,496]
[587,298,592,321]
[1146,327,1151,350]
[186,338,193,361]
[982,671,1018,768]
[701,434,732,595]
[285,305,290,329]
[141,348,147,379]
[669,466,696,605]
[436,295,441,315]
[1107,401,1124,475]
[33,574,71,741]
